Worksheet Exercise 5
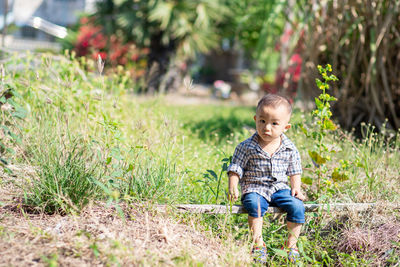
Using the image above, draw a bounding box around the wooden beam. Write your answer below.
[156,203,376,214]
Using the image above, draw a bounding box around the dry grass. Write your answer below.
[334,203,400,265]
[0,168,251,266]
[0,204,252,266]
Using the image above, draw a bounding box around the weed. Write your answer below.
[41,253,58,267]
[197,157,230,204]
[1,52,399,265]
[24,138,101,214]
[301,64,350,200]
[0,78,27,173]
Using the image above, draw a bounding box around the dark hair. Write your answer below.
[256,94,292,114]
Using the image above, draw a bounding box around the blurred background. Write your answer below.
[1,0,399,133]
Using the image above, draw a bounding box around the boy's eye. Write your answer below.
[260,120,265,123]
[273,122,279,125]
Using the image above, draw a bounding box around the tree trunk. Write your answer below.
[145,32,179,94]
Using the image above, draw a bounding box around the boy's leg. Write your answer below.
[270,189,305,248]
[242,192,269,246]
[248,216,263,246]
[287,221,302,248]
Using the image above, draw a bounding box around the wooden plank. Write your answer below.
[156,203,376,214]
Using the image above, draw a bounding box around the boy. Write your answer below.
[227,94,305,264]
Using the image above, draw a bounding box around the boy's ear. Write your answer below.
[254,115,257,122]
[284,123,291,132]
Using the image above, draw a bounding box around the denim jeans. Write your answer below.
[242,190,305,223]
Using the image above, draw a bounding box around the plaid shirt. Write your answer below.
[227,133,302,202]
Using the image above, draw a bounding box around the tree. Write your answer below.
[93,0,228,93]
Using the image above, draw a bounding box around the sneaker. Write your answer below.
[252,243,267,264]
[288,248,300,263]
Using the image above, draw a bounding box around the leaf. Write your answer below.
[308,151,327,165]
[149,2,174,29]
[8,131,21,143]
[126,163,134,172]
[302,176,313,185]
[222,162,228,172]
[315,98,323,109]
[0,157,8,165]
[324,119,337,130]
[300,125,308,136]
[203,173,211,180]
[106,157,112,165]
[331,170,349,182]
[93,179,111,194]
[13,107,27,119]
[6,147,15,155]
[272,248,288,258]
[221,157,229,162]
[207,169,218,180]
[329,74,338,81]
[315,78,323,89]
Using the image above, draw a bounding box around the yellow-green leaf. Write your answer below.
[331,170,349,182]
[309,151,327,165]
[324,119,337,130]
[302,176,313,185]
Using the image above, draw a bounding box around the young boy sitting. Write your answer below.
[227,94,305,264]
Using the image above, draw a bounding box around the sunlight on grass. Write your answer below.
[1,53,399,265]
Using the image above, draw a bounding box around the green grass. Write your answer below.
[24,136,102,214]
[2,52,400,265]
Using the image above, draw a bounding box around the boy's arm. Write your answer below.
[228,172,240,201]
[227,142,249,202]
[290,174,305,201]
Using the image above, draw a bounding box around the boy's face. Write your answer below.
[253,104,291,145]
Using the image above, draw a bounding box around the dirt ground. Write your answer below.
[0,166,250,267]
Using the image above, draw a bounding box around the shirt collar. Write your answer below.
[250,133,295,151]
[280,133,296,150]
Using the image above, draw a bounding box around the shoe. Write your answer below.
[288,248,300,263]
[252,243,267,264]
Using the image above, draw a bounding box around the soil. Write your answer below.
[0,165,251,266]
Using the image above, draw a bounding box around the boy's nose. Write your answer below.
[265,124,272,131]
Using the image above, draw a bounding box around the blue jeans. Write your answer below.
[242,190,305,223]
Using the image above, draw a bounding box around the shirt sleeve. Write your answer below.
[286,149,302,176]
[227,142,249,179]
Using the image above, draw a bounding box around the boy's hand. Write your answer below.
[229,185,239,201]
[228,172,240,201]
[291,188,305,201]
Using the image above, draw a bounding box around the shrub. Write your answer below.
[68,16,149,79]
[24,138,101,214]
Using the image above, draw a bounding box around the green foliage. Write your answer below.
[94,0,228,60]
[302,64,349,200]
[24,138,101,214]
[197,157,230,204]
[1,52,399,265]
[0,74,27,172]
[223,0,289,70]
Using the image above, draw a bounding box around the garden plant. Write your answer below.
[0,52,399,265]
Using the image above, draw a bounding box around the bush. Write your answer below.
[24,138,101,214]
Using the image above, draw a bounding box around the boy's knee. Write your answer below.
[286,198,305,223]
[242,193,267,217]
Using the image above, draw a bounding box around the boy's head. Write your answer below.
[254,94,292,144]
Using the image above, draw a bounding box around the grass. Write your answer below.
[24,137,101,214]
[0,52,399,265]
